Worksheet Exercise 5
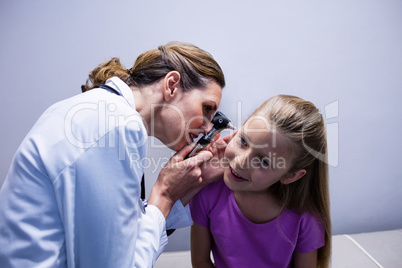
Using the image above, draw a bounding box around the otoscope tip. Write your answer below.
[227,122,236,130]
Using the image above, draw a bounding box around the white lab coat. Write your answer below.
[0,77,192,267]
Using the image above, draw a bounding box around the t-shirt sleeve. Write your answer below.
[190,180,223,228]
[189,187,210,228]
[295,213,326,253]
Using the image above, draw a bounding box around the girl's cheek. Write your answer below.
[224,145,236,161]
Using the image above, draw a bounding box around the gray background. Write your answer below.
[1,0,401,252]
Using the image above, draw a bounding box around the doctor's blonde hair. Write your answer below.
[81,41,225,92]
[252,95,331,268]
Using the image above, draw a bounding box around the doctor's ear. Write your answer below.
[163,71,181,101]
[280,169,306,185]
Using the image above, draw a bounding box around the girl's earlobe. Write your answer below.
[280,169,306,185]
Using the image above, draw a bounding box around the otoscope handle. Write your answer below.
[185,132,217,159]
[184,111,234,160]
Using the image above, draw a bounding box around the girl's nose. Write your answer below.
[234,151,249,170]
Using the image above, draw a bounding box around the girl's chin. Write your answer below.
[223,173,235,190]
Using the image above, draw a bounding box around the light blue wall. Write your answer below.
[1,0,401,252]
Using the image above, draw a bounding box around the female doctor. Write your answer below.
[0,42,227,267]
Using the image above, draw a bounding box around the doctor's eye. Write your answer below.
[204,105,215,120]
[204,105,213,113]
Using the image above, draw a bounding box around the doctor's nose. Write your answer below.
[200,118,213,133]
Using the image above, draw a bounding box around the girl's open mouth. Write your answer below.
[229,166,247,182]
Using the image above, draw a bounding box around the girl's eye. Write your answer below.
[240,136,248,147]
[261,157,270,168]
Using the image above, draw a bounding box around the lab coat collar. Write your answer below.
[104,77,136,110]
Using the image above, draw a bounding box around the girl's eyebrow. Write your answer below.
[238,130,247,139]
[243,130,271,150]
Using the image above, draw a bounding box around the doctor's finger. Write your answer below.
[171,144,195,162]
[221,130,238,144]
[184,150,213,168]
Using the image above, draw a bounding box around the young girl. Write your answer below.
[190,95,331,268]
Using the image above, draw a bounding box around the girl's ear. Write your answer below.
[163,71,181,101]
[280,169,306,185]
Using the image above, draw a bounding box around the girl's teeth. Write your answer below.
[232,168,241,178]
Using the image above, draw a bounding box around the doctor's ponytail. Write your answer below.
[81,57,130,92]
[81,41,225,92]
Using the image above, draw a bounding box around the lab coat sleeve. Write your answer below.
[133,200,192,267]
[134,205,168,267]
[166,201,193,230]
[67,124,167,267]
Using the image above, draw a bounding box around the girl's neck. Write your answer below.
[233,190,283,224]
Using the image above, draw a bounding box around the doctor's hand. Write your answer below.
[148,145,213,219]
[180,130,238,206]
[201,130,238,183]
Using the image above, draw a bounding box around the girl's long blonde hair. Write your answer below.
[252,95,331,268]
[81,41,225,92]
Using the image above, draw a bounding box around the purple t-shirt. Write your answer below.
[190,179,325,268]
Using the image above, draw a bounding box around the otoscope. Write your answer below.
[184,111,235,159]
